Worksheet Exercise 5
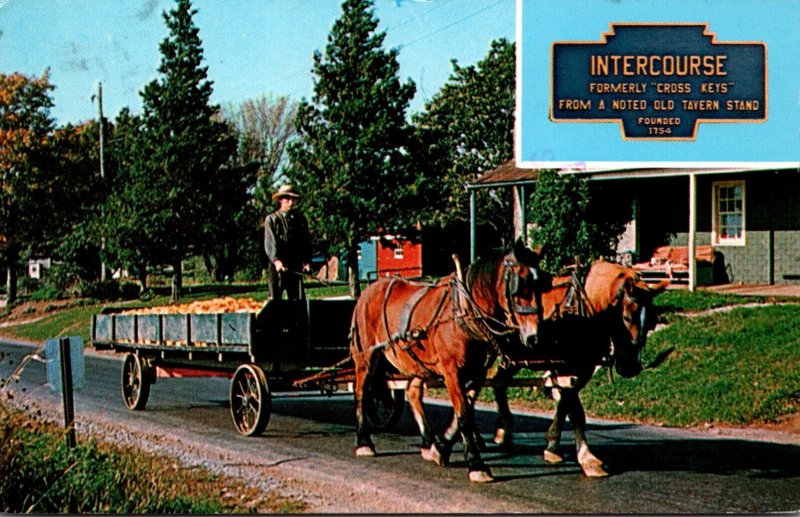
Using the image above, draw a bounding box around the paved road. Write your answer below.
[1,340,798,513]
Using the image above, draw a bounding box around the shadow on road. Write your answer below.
[268,394,800,481]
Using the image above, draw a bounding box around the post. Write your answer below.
[519,185,528,246]
[59,337,77,449]
[469,189,477,263]
[688,173,697,292]
[96,83,108,282]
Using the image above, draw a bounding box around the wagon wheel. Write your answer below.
[229,363,272,436]
[121,353,151,411]
[365,388,404,432]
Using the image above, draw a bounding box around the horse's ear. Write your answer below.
[632,279,669,299]
[648,280,670,297]
[512,238,541,266]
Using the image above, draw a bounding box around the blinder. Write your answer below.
[503,261,549,316]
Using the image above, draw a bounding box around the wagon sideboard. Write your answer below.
[92,298,357,374]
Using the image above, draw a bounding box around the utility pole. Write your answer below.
[95,83,108,281]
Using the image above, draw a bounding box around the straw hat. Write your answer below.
[272,184,301,201]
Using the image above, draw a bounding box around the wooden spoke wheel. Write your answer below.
[365,388,404,432]
[121,353,151,411]
[229,363,272,436]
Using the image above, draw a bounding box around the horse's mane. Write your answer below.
[465,249,506,311]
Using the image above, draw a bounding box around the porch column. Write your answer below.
[519,185,528,245]
[469,188,477,263]
[688,173,697,292]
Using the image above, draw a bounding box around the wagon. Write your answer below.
[91,297,405,436]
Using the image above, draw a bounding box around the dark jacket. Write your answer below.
[264,209,312,269]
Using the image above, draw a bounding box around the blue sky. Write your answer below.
[0,0,513,125]
[518,0,800,166]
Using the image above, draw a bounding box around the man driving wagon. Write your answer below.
[264,184,312,300]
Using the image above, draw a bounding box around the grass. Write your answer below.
[580,303,800,426]
[0,405,305,513]
[653,289,768,321]
[490,303,800,428]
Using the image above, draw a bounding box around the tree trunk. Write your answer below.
[347,244,361,298]
[202,254,217,282]
[5,244,19,304]
[171,258,183,302]
[138,263,148,290]
[6,263,17,305]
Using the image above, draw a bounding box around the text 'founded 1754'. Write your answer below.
[550,24,766,140]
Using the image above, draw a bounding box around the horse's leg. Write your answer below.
[353,347,381,457]
[405,377,435,450]
[439,371,494,483]
[544,387,570,464]
[568,392,609,478]
[492,363,519,449]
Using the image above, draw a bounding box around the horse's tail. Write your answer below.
[349,304,362,355]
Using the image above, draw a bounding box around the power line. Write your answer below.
[397,0,507,48]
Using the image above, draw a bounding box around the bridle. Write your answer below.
[502,259,547,325]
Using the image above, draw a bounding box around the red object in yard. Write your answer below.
[376,236,422,278]
[632,245,717,285]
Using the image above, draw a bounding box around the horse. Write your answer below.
[350,240,550,483]
[405,259,667,478]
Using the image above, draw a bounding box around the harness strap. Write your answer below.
[381,277,449,377]
[392,284,434,342]
[551,267,594,320]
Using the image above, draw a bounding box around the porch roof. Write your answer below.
[468,160,777,188]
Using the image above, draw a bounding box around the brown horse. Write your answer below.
[406,259,667,478]
[350,240,548,483]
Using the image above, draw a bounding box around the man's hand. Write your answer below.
[302,263,311,273]
[274,259,285,272]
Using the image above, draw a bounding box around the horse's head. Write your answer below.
[585,261,667,378]
[497,239,552,347]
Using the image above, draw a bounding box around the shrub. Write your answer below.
[119,281,141,300]
[69,280,120,301]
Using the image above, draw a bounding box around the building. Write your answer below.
[468,160,800,288]
[357,233,423,280]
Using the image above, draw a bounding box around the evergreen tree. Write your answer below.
[120,0,235,300]
[285,0,416,296]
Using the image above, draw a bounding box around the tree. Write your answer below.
[528,170,629,272]
[285,0,416,296]
[0,71,55,303]
[220,95,298,212]
[44,121,107,282]
[120,0,235,300]
[216,95,298,282]
[412,39,515,239]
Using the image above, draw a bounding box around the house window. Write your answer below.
[712,180,745,245]
[393,248,404,260]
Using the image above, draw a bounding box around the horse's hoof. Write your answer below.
[421,444,445,467]
[355,445,376,457]
[468,470,495,483]
[543,449,564,464]
[581,461,609,478]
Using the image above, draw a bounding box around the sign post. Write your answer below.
[46,336,84,449]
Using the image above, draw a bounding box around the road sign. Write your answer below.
[516,0,800,168]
